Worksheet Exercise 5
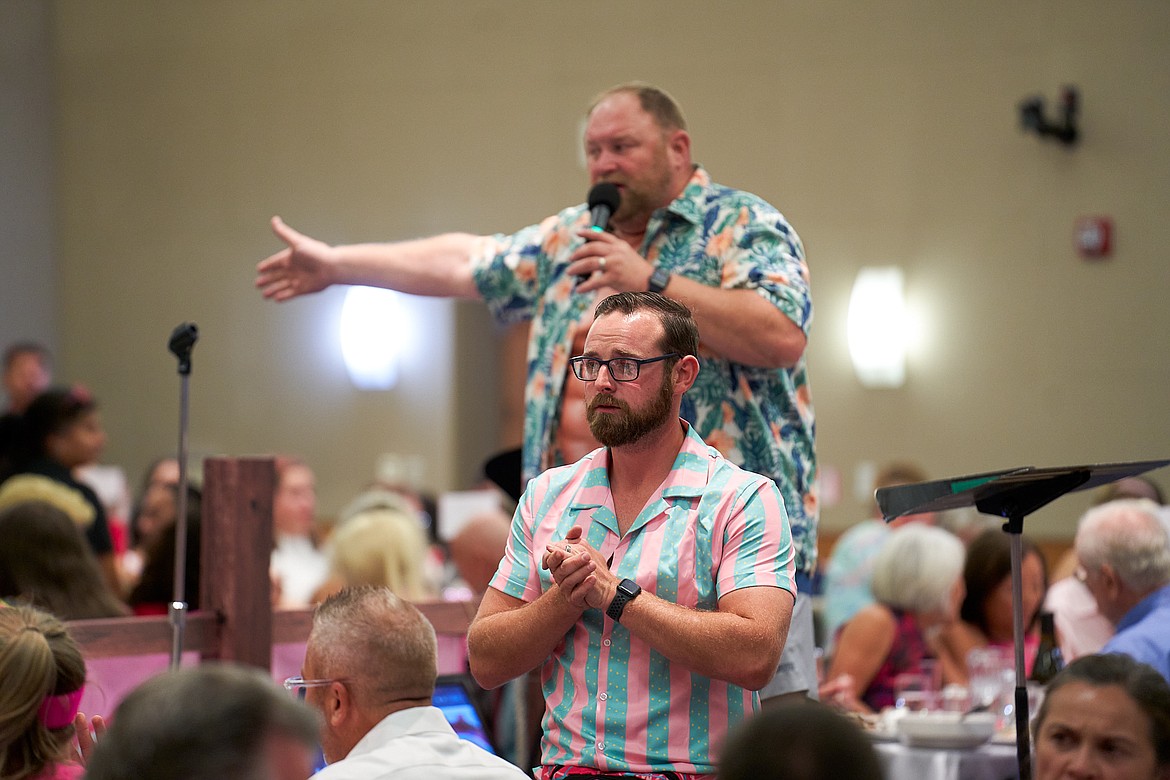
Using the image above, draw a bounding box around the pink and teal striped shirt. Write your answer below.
[489,423,795,775]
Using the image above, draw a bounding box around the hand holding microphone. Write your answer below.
[573,183,620,284]
[571,183,655,293]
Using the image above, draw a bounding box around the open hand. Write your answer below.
[255,217,337,302]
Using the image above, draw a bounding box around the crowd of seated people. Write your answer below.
[6,335,1170,777]
[816,464,1170,716]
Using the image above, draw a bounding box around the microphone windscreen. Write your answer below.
[587,182,621,213]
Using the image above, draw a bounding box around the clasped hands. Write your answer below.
[542,526,618,611]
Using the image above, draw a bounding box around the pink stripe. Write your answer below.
[667,666,694,766]
[674,514,699,607]
[705,679,730,761]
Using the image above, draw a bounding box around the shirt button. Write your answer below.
[597,742,605,751]
[603,639,611,647]
[599,692,608,701]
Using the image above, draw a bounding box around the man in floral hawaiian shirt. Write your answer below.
[256,82,817,701]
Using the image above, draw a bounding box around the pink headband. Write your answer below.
[38,687,84,730]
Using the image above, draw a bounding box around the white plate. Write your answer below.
[896,712,998,749]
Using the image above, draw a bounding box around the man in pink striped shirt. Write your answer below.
[468,292,795,780]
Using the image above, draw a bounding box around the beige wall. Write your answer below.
[46,1,1170,536]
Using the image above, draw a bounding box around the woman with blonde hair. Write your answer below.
[314,501,438,603]
[0,604,88,780]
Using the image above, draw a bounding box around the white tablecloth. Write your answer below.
[872,738,1023,780]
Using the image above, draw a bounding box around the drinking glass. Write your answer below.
[894,672,930,711]
[967,646,1013,726]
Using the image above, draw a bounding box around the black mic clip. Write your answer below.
[168,322,199,376]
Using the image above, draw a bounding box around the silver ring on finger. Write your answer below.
[598,257,607,271]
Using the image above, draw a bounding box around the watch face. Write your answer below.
[618,578,640,597]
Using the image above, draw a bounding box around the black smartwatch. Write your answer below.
[606,578,641,623]
[647,267,671,294]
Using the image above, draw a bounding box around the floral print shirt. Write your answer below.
[469,166,817,575]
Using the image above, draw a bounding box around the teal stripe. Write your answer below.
[687,673,713,770]
[604,618,633,765]
[643,648,673,767]
[951,475,997,494]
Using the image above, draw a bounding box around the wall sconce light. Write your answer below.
[339,286,408,390]
[847,266,907,388]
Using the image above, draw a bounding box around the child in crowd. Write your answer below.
[0,603,90,780]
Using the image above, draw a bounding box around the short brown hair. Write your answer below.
[588,82,687,133]
[594,292,699,359]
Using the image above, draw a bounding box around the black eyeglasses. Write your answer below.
[569,353,679,382]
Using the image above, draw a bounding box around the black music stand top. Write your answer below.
[877,459,1170,527]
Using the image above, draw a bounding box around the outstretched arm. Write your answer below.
[255,217,483,302]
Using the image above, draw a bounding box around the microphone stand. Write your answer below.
[167,322,198,670]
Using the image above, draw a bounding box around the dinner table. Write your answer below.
[870,735,1022,780]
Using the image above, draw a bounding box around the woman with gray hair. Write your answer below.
[821,523,967,713]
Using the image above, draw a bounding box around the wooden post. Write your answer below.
[201,456,274,668]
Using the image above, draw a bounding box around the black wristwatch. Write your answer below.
[606,578,641,623]
[647,267,671,294]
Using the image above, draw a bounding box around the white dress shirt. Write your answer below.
[313,705,528,780]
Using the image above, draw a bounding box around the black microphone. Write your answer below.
[168,322,199,376]
[587,182,621,233]
[576,183,622,282]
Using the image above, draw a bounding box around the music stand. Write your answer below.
[877,458,1170,780]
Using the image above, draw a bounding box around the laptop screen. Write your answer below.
[433,674,497,755]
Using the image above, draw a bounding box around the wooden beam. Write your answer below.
[66,612,220,659]
[201,456,275,669]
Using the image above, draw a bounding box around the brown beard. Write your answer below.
[586,368,674,448]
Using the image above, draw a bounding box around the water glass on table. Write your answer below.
[967,646,1013,727]
[894,660,939,711]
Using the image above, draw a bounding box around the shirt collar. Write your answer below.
[659,165,712,227]
[568,421,716,511]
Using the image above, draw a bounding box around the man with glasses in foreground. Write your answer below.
[288,585,527,779]
[468,293,795,780]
